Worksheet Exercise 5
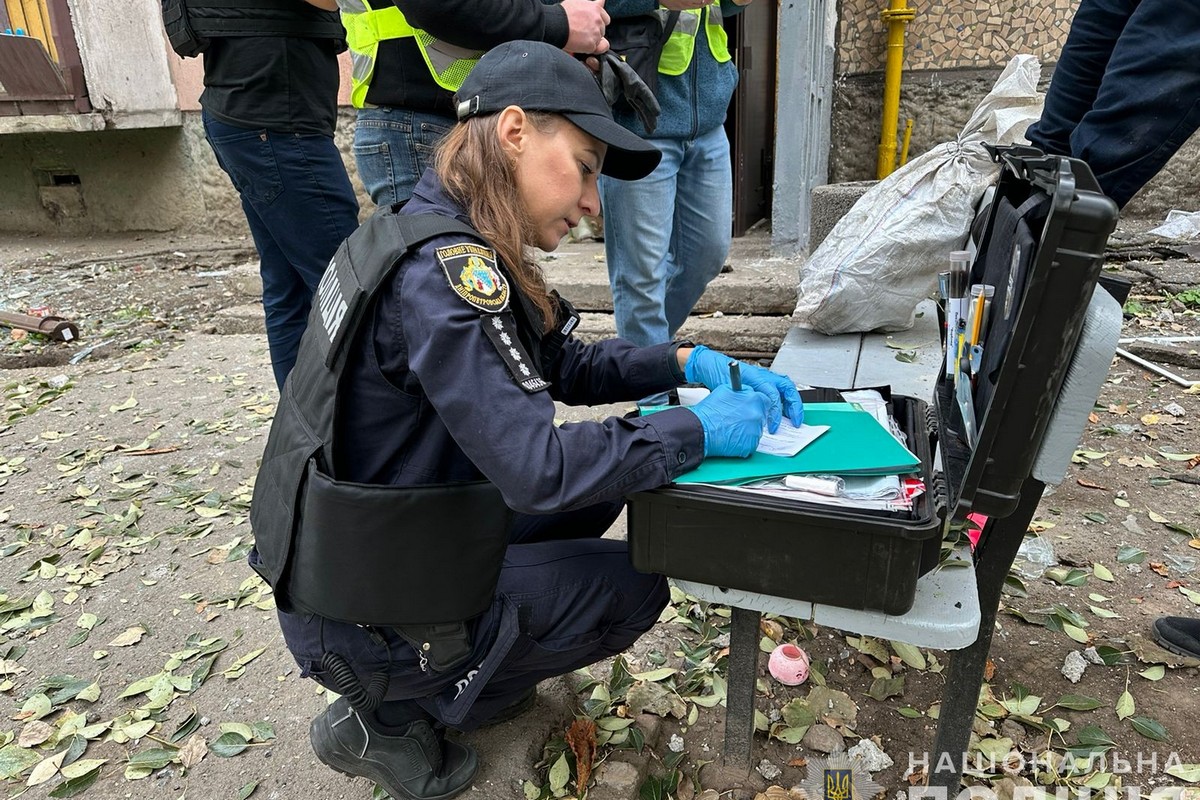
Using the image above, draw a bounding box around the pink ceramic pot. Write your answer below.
[768,643,810,686]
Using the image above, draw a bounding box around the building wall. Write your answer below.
[0,21,365,236]
[837,0,1077,74]
[829,0,1199,217]
[0,109,367,235]
[65,0,179,126]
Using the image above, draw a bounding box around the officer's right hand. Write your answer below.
[563,0,610,55]
[685,385,768,459]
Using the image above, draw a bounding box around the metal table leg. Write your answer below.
[928,478,1044,790]
[723,605,761,774]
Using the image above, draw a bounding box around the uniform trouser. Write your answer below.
[352,107,455,208]
[202,112,360,389]
[276,500,670,732]
[1024,0,1200,208]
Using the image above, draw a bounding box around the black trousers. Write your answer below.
[277,500,670,731]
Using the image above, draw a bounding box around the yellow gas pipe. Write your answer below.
[876,0,915,179]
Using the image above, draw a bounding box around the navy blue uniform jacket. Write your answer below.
[332,171,706,512]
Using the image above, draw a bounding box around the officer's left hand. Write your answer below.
[684,344,804,433]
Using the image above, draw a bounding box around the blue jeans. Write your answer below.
[599,124,732,348]
[1026,0,1200,208]
[352,107,455,207]
[203,112,359,389]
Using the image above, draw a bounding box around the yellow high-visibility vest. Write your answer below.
[657,6,731,77]
[340,0,482,108]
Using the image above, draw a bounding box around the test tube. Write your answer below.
[970,284,996,345]
[944,251,972,377]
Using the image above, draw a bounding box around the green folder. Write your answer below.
[675,403,920,485]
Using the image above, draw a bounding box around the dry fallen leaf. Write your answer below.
[760,619,784,642]
[26,750,66,787]
[108,626,146,647]
[565,718,596,794]
[1149,562,1170,577]
[984,659,996,681]
[179,733,209,769]
[754,788,795,800]
[1077,478,1109,490]
[18,720,55,748]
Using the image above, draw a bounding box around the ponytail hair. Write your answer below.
[434,112,558,332]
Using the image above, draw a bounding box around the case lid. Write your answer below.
[938,146,1119,518]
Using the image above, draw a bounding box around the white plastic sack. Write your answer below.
[793,55,1044,334]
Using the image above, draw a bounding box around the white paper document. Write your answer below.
[675,387,829,457]
[756,421,829,457]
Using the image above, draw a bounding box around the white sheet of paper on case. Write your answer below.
[756,419,830,457]
[675,387,829,458]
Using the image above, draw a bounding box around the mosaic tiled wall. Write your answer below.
[837,0,1081,75]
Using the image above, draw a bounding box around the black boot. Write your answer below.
[1153,616,1200,659]
[310,697,478,800]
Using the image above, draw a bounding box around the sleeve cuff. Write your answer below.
[543,4,570,47]
[667,341,691,384]
[643,407,706,480]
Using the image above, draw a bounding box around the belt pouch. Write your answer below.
[394,621,472,673]
[289,460,511,626]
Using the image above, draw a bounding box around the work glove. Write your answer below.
[597,52,661,134]
[684,344,804,432]
[685,385,768,459]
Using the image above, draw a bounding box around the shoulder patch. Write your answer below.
[436,242,510,313]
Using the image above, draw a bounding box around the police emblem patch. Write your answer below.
[436,243,510,313]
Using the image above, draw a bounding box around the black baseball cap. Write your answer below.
[455,40,661,181]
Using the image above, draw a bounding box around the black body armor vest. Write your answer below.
[249,211,513,627]
[162,0,346,58]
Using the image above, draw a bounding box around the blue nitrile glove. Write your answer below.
[684,344,804,432]
[685,385,768,458]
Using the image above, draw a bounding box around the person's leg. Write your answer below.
[599,139,685,348]
[1025,0,1137,156]
[453,536,670,731]
[275,607,479,800]
[664,124,733,338]
[353,107,456,207]
[1067,0,1200,207]
[205,116,360,386]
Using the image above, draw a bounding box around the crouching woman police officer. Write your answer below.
[247,40,804,800]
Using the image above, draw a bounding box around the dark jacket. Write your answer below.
[606,0,744,140]
[364,0,569,113]
[333,170,706,513]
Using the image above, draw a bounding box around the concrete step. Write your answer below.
[226,229,801,317]
[217,228,800,355]
[213,303,792,357]
[539,233,798,315]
